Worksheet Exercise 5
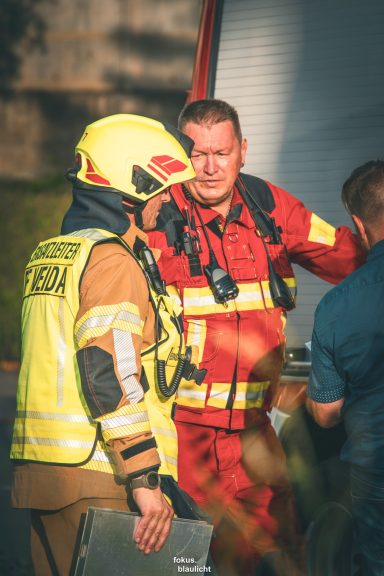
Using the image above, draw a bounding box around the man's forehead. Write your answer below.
[184,120,238,147]
[184,119,235,133]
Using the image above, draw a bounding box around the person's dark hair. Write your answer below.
[178,99,242,141]
[342,160,384,225]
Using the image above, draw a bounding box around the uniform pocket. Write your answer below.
[267,244,294,278]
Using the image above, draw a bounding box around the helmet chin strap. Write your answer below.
[122,199,147,230]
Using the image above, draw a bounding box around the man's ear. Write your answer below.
[352,214,369,248]
[241,138,248,167]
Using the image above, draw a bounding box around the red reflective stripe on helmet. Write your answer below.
[148,163,168,182]
[85,159,111,185]
[150,155,188,175]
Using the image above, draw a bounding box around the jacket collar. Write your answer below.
[170,183,255,229]
[121,222,148,250]
[61,187,130,235]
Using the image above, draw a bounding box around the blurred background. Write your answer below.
[0,0,202,362]
[0,3,201,572]
[2,2,381,573]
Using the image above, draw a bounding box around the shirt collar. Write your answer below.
[368,238,384,260]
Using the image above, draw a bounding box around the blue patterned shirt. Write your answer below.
[308,239,384,469]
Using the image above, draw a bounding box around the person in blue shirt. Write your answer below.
[307,159,384,576]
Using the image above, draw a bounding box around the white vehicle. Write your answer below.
[189,1,384,573]
[192,0,383,350]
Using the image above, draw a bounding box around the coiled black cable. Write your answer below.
[156,355,188,398]
[154,296,187,397]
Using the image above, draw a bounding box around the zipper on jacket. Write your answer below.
[226,311,240,414]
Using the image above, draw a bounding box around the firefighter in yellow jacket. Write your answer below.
[10,114,204,575]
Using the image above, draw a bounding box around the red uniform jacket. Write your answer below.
[149,179,364,430]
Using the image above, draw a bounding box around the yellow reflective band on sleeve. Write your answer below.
[308,213,336,246]
[182,279,297,317]
[281,277,298,302]
[284,277,297,289]
[75,301,144,348]
[96,402,151,441]
[206,381,271,409]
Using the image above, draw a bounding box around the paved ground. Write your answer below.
[0,370,33,575]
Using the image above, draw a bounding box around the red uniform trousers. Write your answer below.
[176,419,304,576]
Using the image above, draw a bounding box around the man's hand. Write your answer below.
[132,486,174,554]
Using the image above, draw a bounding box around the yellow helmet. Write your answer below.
[73,114,195,203]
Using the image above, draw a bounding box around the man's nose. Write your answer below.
[204,154,218,174]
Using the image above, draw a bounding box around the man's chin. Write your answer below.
[193,187,227,206]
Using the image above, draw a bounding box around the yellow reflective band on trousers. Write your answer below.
[10,228,145,466]
[182,277,297,317]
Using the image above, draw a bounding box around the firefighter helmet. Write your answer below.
[73,114,195,203]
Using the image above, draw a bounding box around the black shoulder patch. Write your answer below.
[77,346,123,418]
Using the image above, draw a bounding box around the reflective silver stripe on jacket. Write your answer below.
[57,297,65,407]
[113,328,143,404]
[176,388,207,401]
[12,437,95,448]
[75,309,142,344]
[16,411,93,423]
[66,229,109,242]
[99,410,149,432]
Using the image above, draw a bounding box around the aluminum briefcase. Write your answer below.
[74,507,213,576]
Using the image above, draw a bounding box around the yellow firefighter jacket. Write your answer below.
[11,227,186,479]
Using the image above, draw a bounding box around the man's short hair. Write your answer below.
[178,99,242,141]
[342,160,384,225]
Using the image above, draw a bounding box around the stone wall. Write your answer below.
[0,0,201,179]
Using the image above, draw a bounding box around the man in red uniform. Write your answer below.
[148,99,364,575]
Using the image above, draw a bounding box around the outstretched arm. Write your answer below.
[76,242,173,552]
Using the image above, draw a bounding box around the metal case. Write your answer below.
[74,507,213,576]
